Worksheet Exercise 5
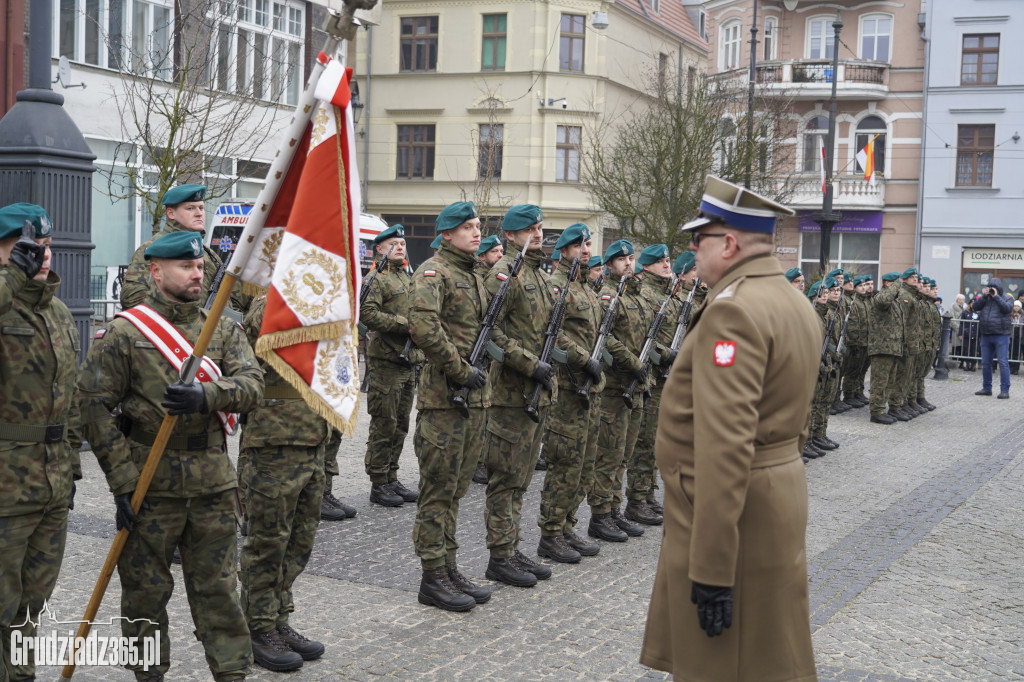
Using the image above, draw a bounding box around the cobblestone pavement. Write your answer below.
[43,368,1024,680]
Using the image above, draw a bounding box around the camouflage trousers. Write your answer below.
[914,350,933,401]
[484,405,548,557]
[538,388,601,537]
[841,345,869,398]
[627,383,662,504]
[324,432,341,478]
[412,407,486,570]
[889,352,912,409]
[117,491,250,681]
[868,354,899,416]
[592,388,642,514]
[239,444,326,635]
[809,370,837,438]
[364,359,415,484]
[0,506,68,681]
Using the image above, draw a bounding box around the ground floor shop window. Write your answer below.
[799,230,880,282]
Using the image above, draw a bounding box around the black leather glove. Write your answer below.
[463,366,488,390]
[690,581,733,637]
[114,492,151,532]
[69,481,76,510]
[666,349,678,367]
[583,357,603,382]
[161,381,208,415]
[531,360,554,390]
[10,221,45,278]
[629,364,648,383]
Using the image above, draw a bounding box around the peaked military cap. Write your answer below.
[784,267,803,282]
[555,222,591,249]
[604,239,634,263]
[0,203,53,240]
[502,204,543,232]
[807,281,823,298]
[476,234,501,256]
[430,233,444,249]
[674,251,696,275]
[373,223,405,245]
[436,201,478,232]
[901,267,918,279]
[162,184,206,206]
[682,175,795,233]
[638,243,671,266]
[881,272,900,282]
[144,231,205,260]
[589,255,603,270]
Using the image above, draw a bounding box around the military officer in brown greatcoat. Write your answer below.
[641,176,819,682]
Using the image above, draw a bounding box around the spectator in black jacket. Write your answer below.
[972,277,1013,398]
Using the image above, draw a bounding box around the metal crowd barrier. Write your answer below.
[944,318,1024,366]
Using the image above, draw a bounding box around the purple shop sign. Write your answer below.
[798,211,883,233]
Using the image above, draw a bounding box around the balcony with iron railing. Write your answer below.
[785,174,885,210]
[741,59,889,100]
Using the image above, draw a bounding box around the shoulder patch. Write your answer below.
[94,329,106,339]
[713,340,736,366]
[601,294,611,300]
[496,272,509,281]
[423,270,436,277]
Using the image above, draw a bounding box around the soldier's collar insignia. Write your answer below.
[716,283,736,299]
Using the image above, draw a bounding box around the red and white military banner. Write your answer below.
[248,54,363,435]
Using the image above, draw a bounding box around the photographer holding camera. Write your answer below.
[973,277,1014,399]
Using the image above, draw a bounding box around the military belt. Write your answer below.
[751,437,801,469]
[0,422,67,444]
[129,424,225,451]
[263,384,303,400]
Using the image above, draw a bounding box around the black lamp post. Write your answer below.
[813,10,843,271]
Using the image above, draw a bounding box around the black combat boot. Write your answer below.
[888,407,910,422]
[485,556,538,587]
[870,412,896,425]
[624,501,663,526]
[919,398,936,410]
[514,550,552,580]
[563,531,600,556]
[646,498,664,515]
[324,490,357,518]
[418,567,476,612]
[445,562,491,603]
[277,624,325,661]
[802,442,824,459]
[610,508,645,537]
[472,462,488,484]
[388,479,419,503]
[820,435,840,449]
[320,494,348,521]
[537,535,582,564]
[370,481,404,507]
[588,513,627,542]
[251,629,303,671]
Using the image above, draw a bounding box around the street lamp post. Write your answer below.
[813,10,843,271]
[744,0,759,188]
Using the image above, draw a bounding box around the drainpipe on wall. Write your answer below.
[913,7,931,268]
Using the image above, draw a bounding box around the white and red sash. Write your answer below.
[115,305,239,435]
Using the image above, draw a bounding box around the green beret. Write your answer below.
[373,223,405,245]
[604,239,634,263]
[476,235,501,256]
[827,268,844,279]
[162,184,206,206]
[0,203,53,240]
[784,267,802,282]
[430,233,443,250]
[144,231,205,260]
[807,281,822,298]
[881,272,900,282]
[436,201,478,232]
[824,276,839,289]
[674,252,695,275]
[901,267,918,279]
[638,244,671,266]
[634,264,643,274]
[552,248,561,261]
[588,255,603,270]
[853,275,868,286]
[502,204,543,232]
[555,222,591,249]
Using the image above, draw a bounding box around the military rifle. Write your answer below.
[451,248,526,416]
[661,277,701,379]
[836,292,857,356]
[592,272,605,293]
[205,237,243,324]
[359,243,396,308]
[577,274,629,408]
[623,275,682,408]
[525,254,582,422]
[818,302,841,379]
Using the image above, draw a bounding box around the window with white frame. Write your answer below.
[715,118,737,173]
[800,231,880,282]
[854,115,887,177]
[55,0,173,79]
[698,10,707,40]
[719,20,742,70]
[860,14,892,61]
[802,115,829,173]
[807,17,835,60]
[763,17,778,60]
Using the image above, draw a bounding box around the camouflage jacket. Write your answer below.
[79,289,264,497]
[815,301,842,366]
[409,240,491,410]
[549,258,617,395]
[640,272,681,383]
[485,241,558,408]
[599,275,649,392]
[680,279,709,314]
[120,218,251,312]
[846,291,871,346]
[926,298,942,350]
[239,295,330,450]
[360,260,424,366]
[0,267,82,516]
[868,282,905,357]
[901,284,925,353]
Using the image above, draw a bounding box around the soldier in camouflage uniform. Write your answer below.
[807,278,843,455]
[625,244,677,527]
[535,223,605,563]
[319,432,357,521]
[481,205,558,587]
[361,224,423,507]
[408,201,493,612]
[471,234,503,486]
[868,272,907,424]
[588,255,604,289]
[0,204,82,681]
[840,275,873,407]
[78,231,264,681]
[802,281,829,460]
[239,295,329,672]
[120,184,249,313]
[828,269,853,415]
[785,267,805,293]
[588,240,648,543]
[913,276,940,411]
[891,269,922,418]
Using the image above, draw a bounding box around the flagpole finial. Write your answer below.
[325,0,378,41]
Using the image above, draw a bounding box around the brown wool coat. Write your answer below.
[641,254,821,682]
